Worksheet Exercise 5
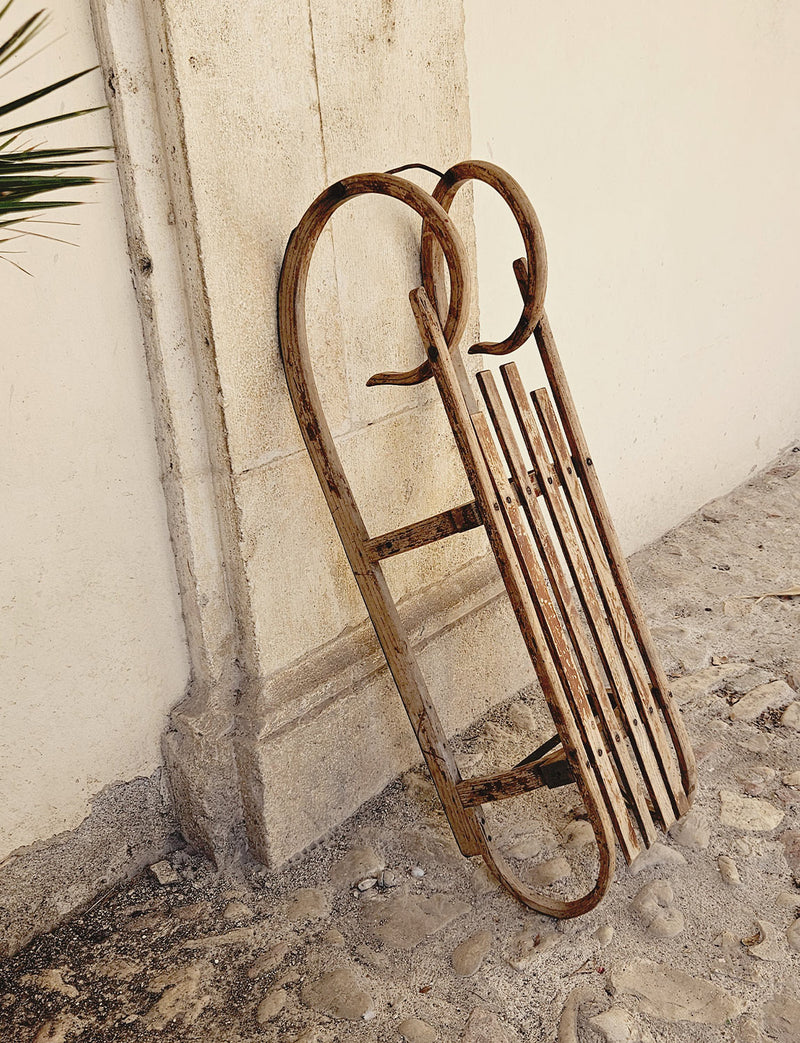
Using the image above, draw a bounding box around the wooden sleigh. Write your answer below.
[278,160,696,916]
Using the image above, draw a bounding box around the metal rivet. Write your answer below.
[614,733,621,742]
[586,457,593,466]
[547,477,553,485]
[597,748,604,757]
[505,496,512,503]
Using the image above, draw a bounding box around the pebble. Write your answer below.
[222,900,253,921]
[357,877,377,891]
[588,1006,655,1043]
[719,789,785,831]
[364,893,470,950]
[525,855,571,887]
[736,765,776,796]
[628,841,687,876]
[718,855,740,885]
[610,960,745,1024]
[630,880,684,938]
[29,969,79,999]
[144,961,213,1031]
[286,888,329,923]
[508,701,537,731]
[397,1017,437,1043]
[451,930,493,976]
[149,860,179,886]
[380,869,397,888]
[592,924,614,946]
[787,919,800,952]
[256,988,286,1023]
[776,891,800,911]
[781,702,800,730]
[470,865,500,895]
[503,835,543,860]
[563,819,595,850]
[743,920,783,961]
[410,866,425,878]
[670,810,711,850]
[729,680,795,721]
[738,733,771,754]
[248,941,290,978]
[330,846,383,888]
[782,770,800,787]
[300,968,373,1020]
[460,1006,520,1043]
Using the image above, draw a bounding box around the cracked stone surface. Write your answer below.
[1,449,800,1041]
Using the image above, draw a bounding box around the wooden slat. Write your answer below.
[532,387,688,819]
[479,369,657,848]
[472,409,641,862]
[409,285,618,909]
[366,500,483,560]
[501,362,677,832]
[522,286,696,802]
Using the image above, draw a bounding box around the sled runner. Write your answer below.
[278,161,695,916]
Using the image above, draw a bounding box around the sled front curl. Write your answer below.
[277,163,695,918]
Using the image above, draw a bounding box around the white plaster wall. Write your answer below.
[0,1,189,861]
[465,1,800,552]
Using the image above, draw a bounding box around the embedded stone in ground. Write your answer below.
[719,790,785,831]
[364,893,470,949]
[330,846,383,888]
[718,855,740,885]
[451,930,493,976]
[222,900,254,921]
[779,830,800,876]
[628,842,687,876]
[248,940,290,978]
[631,880,684,938]
[398,1016,437,1043]
[728,680,795,721]
[256,988,287,1023]
[786,919,800,952]
[780,703,800,730]
[611,961,745,1024]
[286,888,329,922]
[589,1006,655,1043]
[299,968,373,1020]
[460,1006,520,1043]
[670,810,711,850]
[743,919,782,961]
[763,991,800,1043]
[144,961,214,1031]
[563,819,595,850]
[525,855,571,887]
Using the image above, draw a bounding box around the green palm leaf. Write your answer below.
[0,0,107,269]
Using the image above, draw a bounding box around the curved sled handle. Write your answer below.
[424,159,548,357]
[368,160,548,387]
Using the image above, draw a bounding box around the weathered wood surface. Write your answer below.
[479,368,656,849]
[279,160,694,920]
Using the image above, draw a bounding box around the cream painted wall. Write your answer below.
[465,1,800,552]
[0,1,189,861]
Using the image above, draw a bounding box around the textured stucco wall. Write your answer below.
[466,1,800,553]
[0,1,189,865]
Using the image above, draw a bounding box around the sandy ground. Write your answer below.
[1,447,799,1043]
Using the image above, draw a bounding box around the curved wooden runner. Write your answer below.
[278,163,694,918]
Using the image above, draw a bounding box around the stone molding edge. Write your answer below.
[89,0,254,859]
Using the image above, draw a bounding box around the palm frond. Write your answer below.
[0,0,108,265]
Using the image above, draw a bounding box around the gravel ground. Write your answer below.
[1,447,799,1043]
